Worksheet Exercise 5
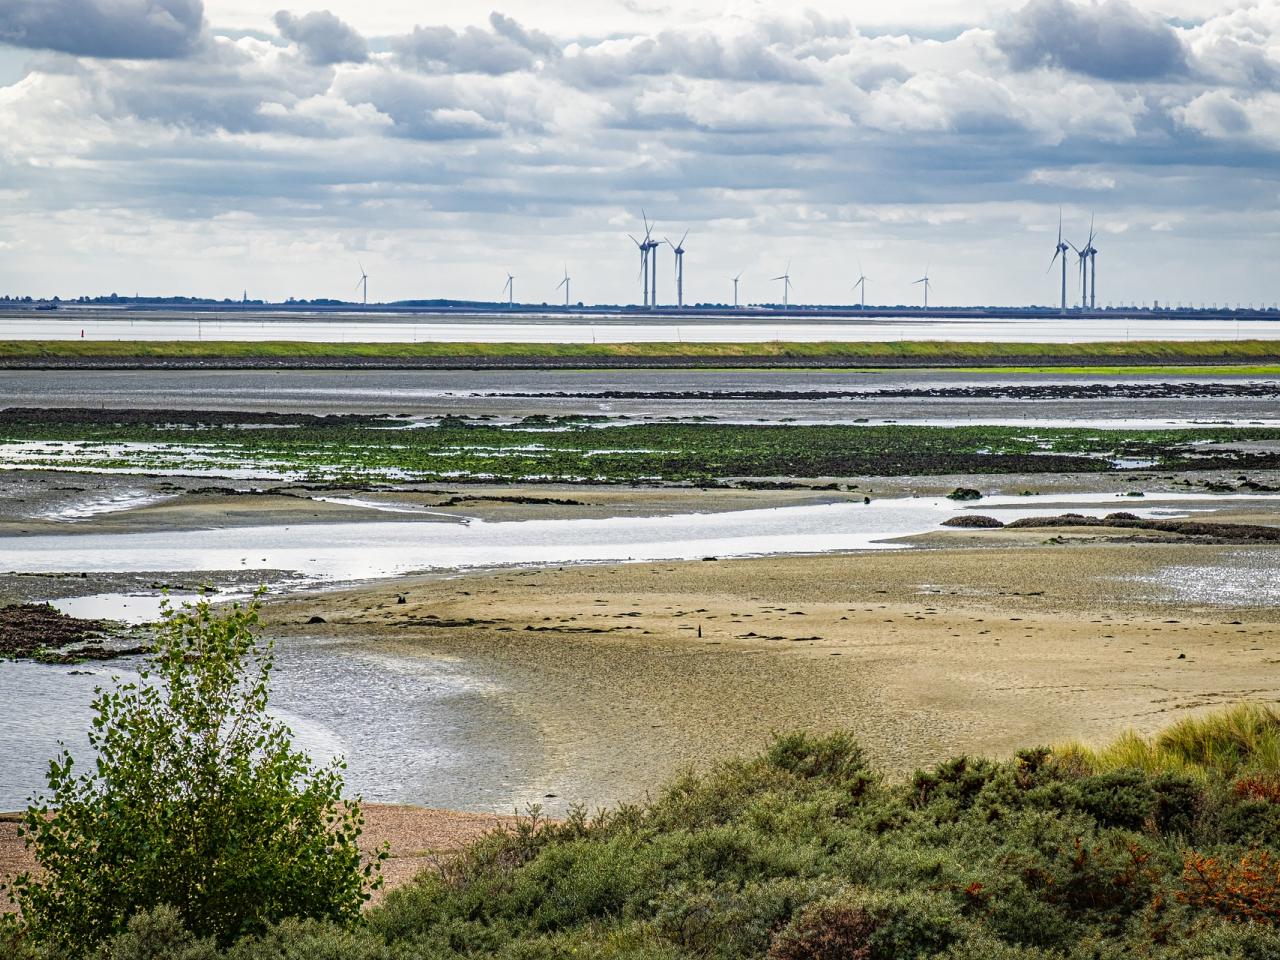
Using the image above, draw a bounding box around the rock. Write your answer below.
[307,615,327,624]
[942,515,1005,528]
[947,487,983,501]
[1104,512,1142,522]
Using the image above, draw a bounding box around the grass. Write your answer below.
[1055,703,1280,779]
[17,706,1280,959]
[2,338,1279,367]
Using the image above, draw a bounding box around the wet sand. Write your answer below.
[259,536,1280,810]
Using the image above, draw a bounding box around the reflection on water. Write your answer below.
[1132,550,1280,607]
[0,636,536,813]
[3,494,1261,584]
[53,592,207,623]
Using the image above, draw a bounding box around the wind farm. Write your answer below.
[5,211,1276,322]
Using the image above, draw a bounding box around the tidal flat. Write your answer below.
[3,407,1280,485]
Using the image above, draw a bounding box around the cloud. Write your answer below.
[559,28,819,88]
[1026,166,1117,190]
[997,0,1188,80]
[273,9,366,65]
[391,17,546,75]
[0,0,203,59]
[2,3,1279,306]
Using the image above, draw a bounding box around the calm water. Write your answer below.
[2,368,1277,424]
[0,493,1243,582]
[0,637,536,812]
[1,315,1277,344]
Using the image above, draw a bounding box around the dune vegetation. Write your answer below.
[9,706,1280,959]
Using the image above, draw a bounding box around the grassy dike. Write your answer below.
[1,338,1279,370]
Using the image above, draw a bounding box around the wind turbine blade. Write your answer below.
[679,229,689,248]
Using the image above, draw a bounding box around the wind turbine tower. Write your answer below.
[914,266,932,310]
[666,230,689,308]
[646,234,660,307]
[853,262,869,309]
[771,262,793,308]
[503,273,515,308]
[731,271,743,308]
[629,234,649,307]
[556,265,571,308]
[1048,213,1071,311]
[356,263,368,306]
[1086,226,1099,310]
[1072,216,1098,310]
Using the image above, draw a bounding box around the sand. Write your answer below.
[255,533,1280,810]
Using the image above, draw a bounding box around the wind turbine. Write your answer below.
[355,262,368,306]
[665,229,689,308]
[556,264,571,308]
[913,265,932,309]
[628,234,649,307]
[1071,215,1098,310]
[730,270,744,308]
[853,261,869,309]
[1084,217,1099,310]
[503,273,516,308]
[1048,211,1071,311]
[771,261,793,308]
[644,213,660,307]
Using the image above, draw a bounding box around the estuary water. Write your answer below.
[1,491,1272,812]
[2,314,1278,344]
[0,493,1241,583]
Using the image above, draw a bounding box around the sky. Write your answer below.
[0,0,1277,308]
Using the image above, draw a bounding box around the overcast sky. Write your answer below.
[0,0,1276,307]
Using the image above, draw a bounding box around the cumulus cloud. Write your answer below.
[0,0,203,59]
[274,9,367,65]
[2,3,1279,305]
[997,0,1188,80]
[391,14,552,75]
[560,28,818,87]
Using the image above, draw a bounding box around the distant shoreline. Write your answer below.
[1,339,1278,372]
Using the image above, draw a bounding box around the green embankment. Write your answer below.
[1,338,1278,370]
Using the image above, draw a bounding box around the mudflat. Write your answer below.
[259,536,1280,810]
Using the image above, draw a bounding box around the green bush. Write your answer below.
[4,599,383,955]
[95,907,218,960]
[14,704,1280,960]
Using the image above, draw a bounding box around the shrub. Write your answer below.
[95,907,218,960]
[767,894,876,960]
[1179,850,1280,925]
[5,598,383,954]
